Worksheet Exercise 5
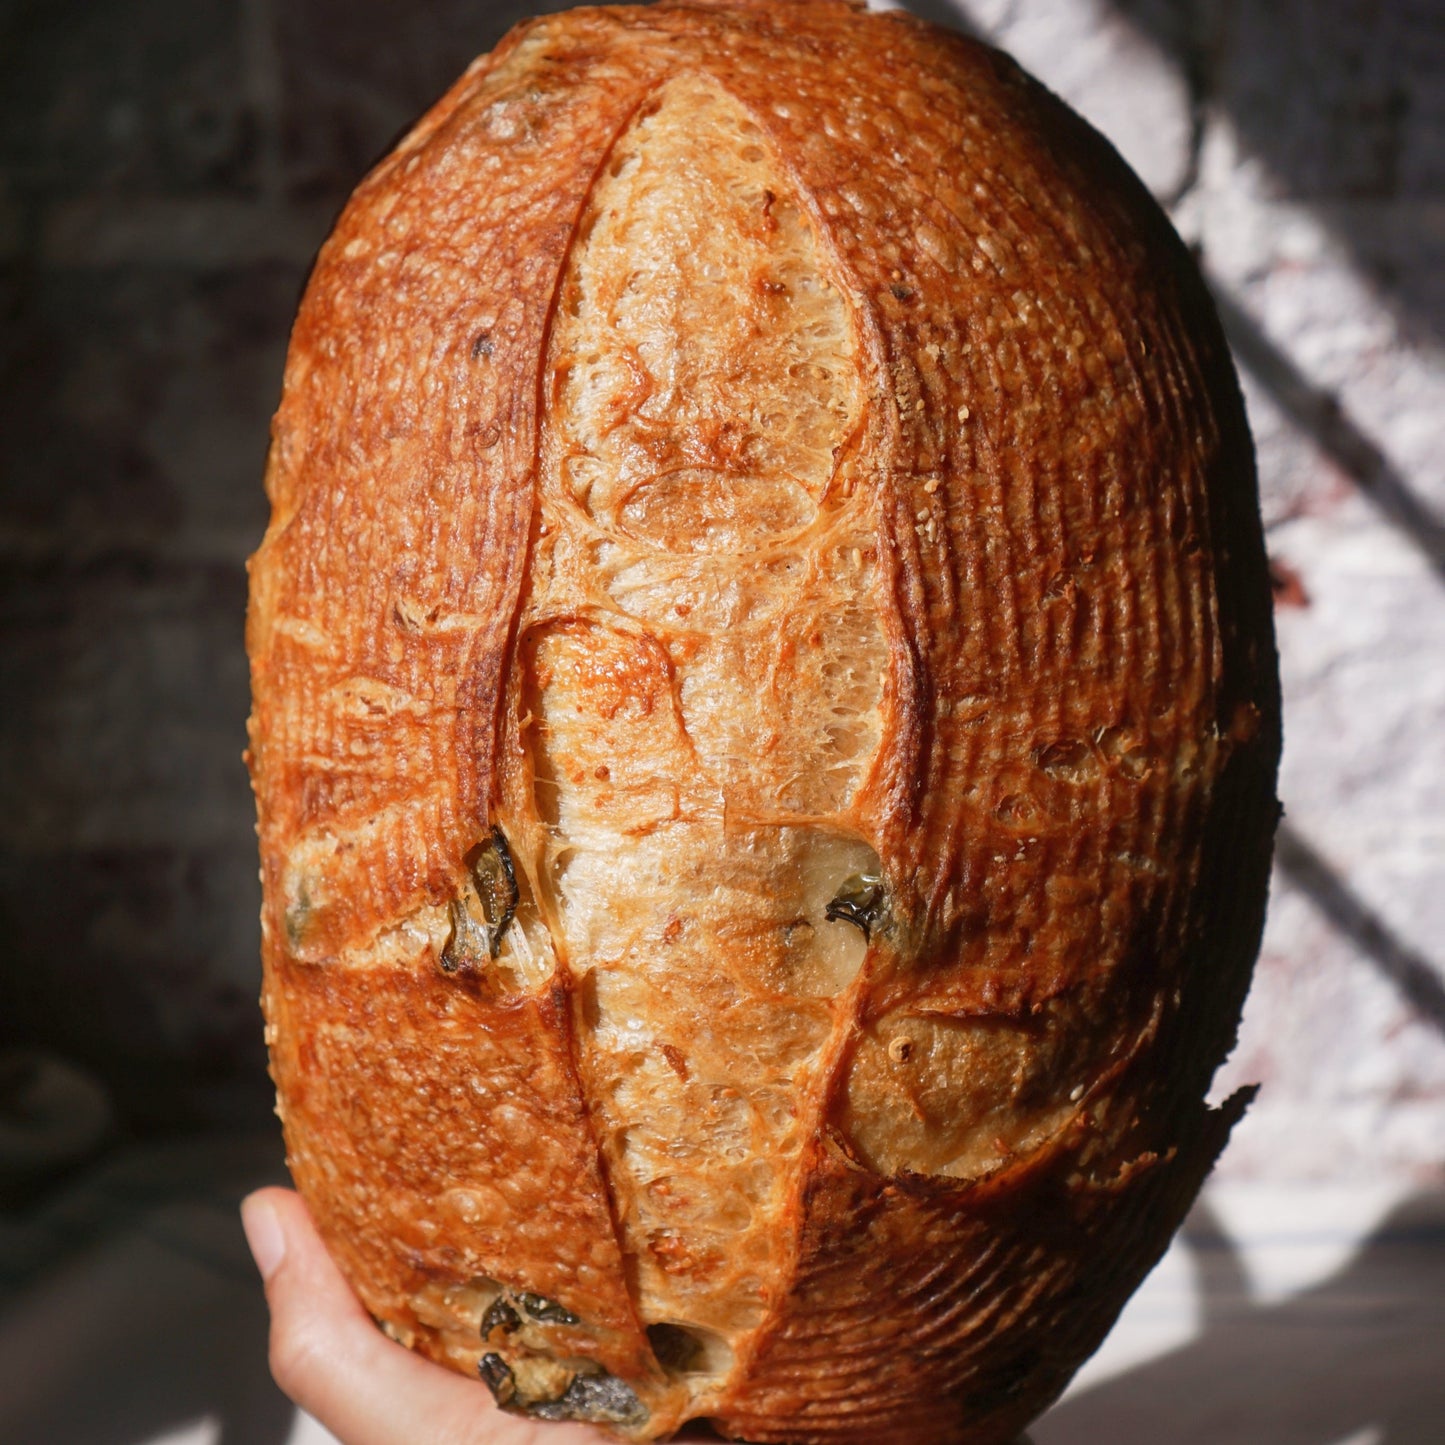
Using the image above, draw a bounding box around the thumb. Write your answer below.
[241,1186,607,1445]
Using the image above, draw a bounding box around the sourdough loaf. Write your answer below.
[246,2,1281,1439]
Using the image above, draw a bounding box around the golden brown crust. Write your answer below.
[248,2,1280,1439]
[265,959,655,1381]
[719,1090,1249,1444]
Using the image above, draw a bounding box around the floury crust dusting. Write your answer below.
[246,2,1281,1440]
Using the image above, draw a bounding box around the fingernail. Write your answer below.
[242,1193,287,1281]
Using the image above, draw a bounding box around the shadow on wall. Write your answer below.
[1035,1192,1445,1445]
[1273,826,1445,1040]
[895,0,982,39]
[1208,289,1445,582]
[1106,0,1445,348]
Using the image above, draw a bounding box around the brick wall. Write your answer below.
[3,0,1441,1179]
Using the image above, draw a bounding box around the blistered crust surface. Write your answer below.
[518,74,887,1378]
[265,959,653,1382]
[248,2,1280,1440]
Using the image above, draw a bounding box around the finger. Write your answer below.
[242,1186,610,1445]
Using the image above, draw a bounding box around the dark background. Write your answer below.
[0,0,590,1137]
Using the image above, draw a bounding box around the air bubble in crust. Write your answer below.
[836,1009,1087,1179]
[646,1321,735,1378]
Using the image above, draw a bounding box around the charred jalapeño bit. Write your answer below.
[480,1295,521,1338]
[478,1353,516,1404]
[529,1370,648,1426]
[440,895,485,974]
[516,1291,580,1325]
[472,826,519,956]
[283,881,311,949]
[825,872,885,941]
[440,826,520,973]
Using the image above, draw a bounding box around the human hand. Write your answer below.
[241,1187,617,1445]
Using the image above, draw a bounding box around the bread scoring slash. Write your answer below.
[246,2,1281,1440]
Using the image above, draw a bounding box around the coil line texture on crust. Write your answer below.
[246,2,1281,1440]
